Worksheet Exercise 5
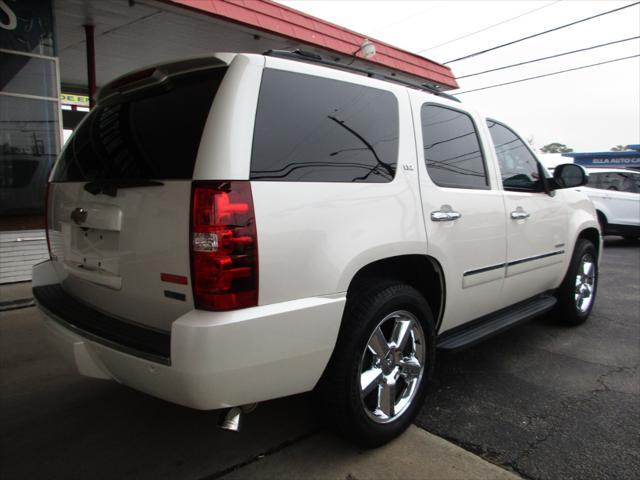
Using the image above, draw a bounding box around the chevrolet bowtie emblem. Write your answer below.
[70,208,88,224]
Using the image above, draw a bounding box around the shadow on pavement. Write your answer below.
[0,306,318,480]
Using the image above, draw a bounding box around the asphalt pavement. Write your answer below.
[1,237,638,479]
[416,237,640,480]
[0,290,515,480]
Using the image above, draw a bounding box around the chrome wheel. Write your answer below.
[359,310,425,424]
[575,253,596,313]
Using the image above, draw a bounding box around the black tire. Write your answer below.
[555,239,598,326]
[315,281,435,447]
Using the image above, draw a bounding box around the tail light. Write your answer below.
[190,181,258,310]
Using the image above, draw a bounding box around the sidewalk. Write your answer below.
[220,426,520,480]
[0,281,33,311]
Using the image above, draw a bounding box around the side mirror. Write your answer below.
[552,163,587,189]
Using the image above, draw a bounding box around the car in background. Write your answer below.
[580,168,640,239]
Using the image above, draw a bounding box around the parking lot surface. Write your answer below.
[0,296,513,480]
[417,238,640,480]
[1,238,638,479]
[0,303,314,480]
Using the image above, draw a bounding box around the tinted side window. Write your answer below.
[630,173,640,193]
[592,172,640,193]
[421,105,488,189]
[250,69,398,182]
[487,120,544,192]
[587,173,605,189]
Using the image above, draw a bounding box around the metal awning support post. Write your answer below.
[83,24,96,109]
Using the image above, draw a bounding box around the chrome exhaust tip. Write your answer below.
[218,407,243,432]
[217,403,258,433]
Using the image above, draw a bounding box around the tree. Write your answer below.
[540,142,573,153]
[610,145,627,151]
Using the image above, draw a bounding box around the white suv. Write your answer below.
[580,167,640,239]
[33,52,601,446]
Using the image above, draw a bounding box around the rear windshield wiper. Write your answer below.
[84,179,164,197]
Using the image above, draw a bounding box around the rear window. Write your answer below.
[250,69,398,183]
[53,68,226,182]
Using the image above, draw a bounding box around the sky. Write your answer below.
[277,0,640,153]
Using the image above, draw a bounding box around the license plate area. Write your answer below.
[68,226,120,274]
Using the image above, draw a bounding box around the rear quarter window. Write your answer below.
[250,69,398,183]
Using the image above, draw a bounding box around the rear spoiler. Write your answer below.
[98,56,228,104]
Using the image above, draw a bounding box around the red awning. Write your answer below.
[166,0,458,90]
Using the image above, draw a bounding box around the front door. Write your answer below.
[485,120,568,304]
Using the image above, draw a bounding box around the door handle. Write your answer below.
[431,210,462,222]
[510,210,530,220]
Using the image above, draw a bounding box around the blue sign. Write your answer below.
[562,146,640,168]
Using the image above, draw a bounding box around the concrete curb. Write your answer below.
[220,426,520,480]
[0,281,33,312]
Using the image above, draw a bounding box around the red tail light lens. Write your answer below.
[190,181,258,310]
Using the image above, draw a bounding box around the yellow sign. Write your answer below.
[61,93,89,106]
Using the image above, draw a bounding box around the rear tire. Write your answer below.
[315,281,435,447]
[555,239,598,326]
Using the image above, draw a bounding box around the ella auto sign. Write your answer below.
[562,148,640,168]
[587,157,640,166]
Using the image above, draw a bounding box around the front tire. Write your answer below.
[315,281,435,447]
[555,239,598,325]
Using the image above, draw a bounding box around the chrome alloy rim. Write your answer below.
[359,310,426,424]
[575,253,596,313]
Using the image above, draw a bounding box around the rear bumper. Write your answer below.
[33,261,345,410]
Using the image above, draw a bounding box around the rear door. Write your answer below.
[485,119,568,304]
[47,60,227,331]
[412,97,507,330]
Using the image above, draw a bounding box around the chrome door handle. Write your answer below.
[431,210,462,222]
[510,210,530,220]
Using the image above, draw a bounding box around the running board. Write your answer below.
[437,295,557,351]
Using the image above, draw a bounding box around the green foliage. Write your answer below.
[540,142,573,153]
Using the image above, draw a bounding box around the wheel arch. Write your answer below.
[346,255,446,332]
[563,190,603,271]
[596,209,607,230]
[577,227,601,257]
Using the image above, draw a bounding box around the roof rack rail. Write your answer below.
[263,49,461,103]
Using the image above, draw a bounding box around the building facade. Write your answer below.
[0,0,457,283]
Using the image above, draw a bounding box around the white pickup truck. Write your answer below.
[33,51,601,446]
